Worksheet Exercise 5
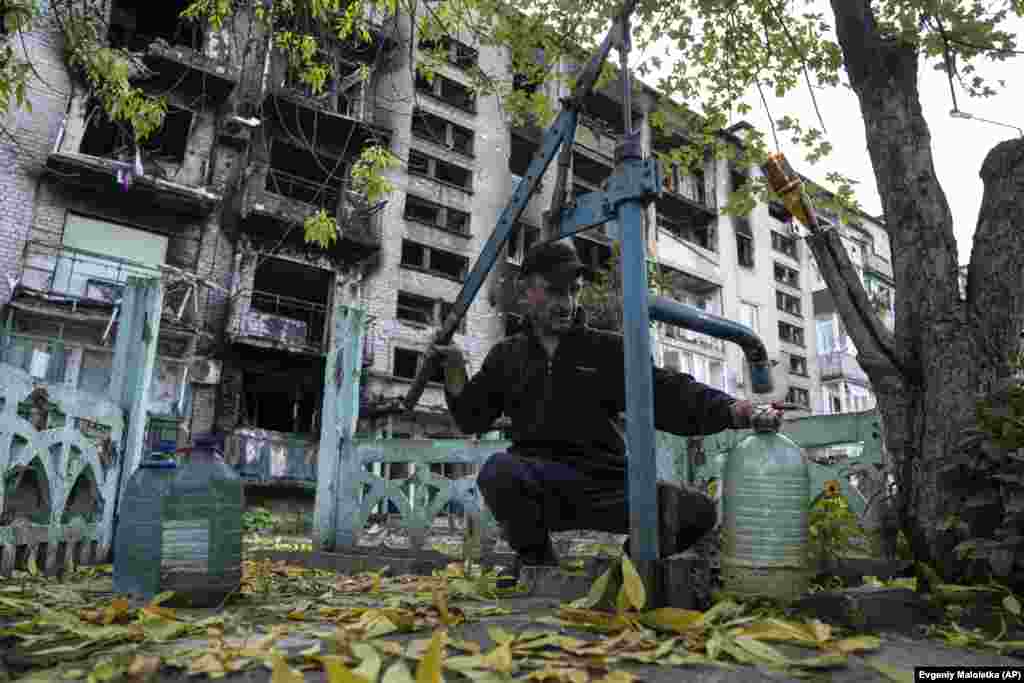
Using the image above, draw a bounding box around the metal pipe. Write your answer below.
[618,136,660,569]
[648,295,774,394]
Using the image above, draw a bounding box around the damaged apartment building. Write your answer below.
[1,0,894,516]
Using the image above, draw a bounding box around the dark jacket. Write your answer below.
[445,321,738,475]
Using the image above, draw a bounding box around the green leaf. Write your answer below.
[1003,595,1021,617]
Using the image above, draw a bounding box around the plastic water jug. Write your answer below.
[113,433,244,606]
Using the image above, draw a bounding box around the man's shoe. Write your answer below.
[497,539,558,589]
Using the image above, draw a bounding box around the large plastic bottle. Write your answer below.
[720,426,811,601]
[114,433,244,606]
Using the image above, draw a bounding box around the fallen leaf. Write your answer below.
[271,654,305,683]
[27,553,40,577]
[352,643,383,682]
[574,565,617,609]
[127,654,161,677]
[480,641,514,673]
[321,655,371,683]
[731,618,821,646]
[383,661,416,683]
[416,629,446,683]
[1003,595,1021,617]
[433,586,451,625]
[865,659,914,683]
[525,666,589,683]
[830,636,881,654]
[620,557,646,611]
[639,607,704,634]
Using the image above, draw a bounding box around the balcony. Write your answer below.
[818,351,870,386]
[45,153,221,217]
[242,167,383,261]
[864,251,894,281]
[137,41,240,101]
[15,241,197,330]
[229,290,328,353]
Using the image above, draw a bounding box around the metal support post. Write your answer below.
[616,134,662,606]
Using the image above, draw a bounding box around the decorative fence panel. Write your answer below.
[0,364,125,575]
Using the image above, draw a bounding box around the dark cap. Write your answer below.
[519,240,584,283]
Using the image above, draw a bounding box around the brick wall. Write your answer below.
[0,24,73,308]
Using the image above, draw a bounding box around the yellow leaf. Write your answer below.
[831,636,881,654]
[486,627,514,644]
[127,654,161,676]
[594,672,636,683]
[556,607,632,633]
[731,619,819,646]
[434,586,451,625]
[140,604,177,621]
[525,667,589,683]
[639,607,705,634]
[620,556,646,611]
[1003,595,1021,617]
[287,609,307,621]
[321,655,371,683]
[416,629,446,683]
[480,641,513,674]
[809,619,832,643]
[189,652,226,676]
[448,639,481,654]
[27,552,40,576]
[272,654,305,683]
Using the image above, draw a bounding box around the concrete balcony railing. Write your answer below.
[818,351,871,385]
[250,168,383,250]
[229,289,328,353]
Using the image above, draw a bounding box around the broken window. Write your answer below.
[778,320,805,346]
[574,237,613,279]
[81,104,194,168]
[786,386,810,408]
[776,290,802,317]
[509,135,538,184]
[411,110,474,156]
[771,230,799,260]
[657,213,715,252]
[400,240,468,281]
[393,348,445,383]
[404,195,471,236]
[419,35,478,70]
[774,262,800,288]
[415,72,476,113]
[243,362,324,434]
[736,218,754,268]
[107,0,202,52]
[267,139,353,211]
[407,149,472,190]
[396,291,435,325]
[249,257,331,348]
[572,152,611,190]
[789,354,808,377]
[396,292,464,332]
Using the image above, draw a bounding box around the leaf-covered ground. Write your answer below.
[0,552,1021,683]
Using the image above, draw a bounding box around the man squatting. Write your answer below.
[430,240,779,583]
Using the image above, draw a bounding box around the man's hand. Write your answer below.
[730,400,755,429]
[429,342,468,397]
[730,400,783,430]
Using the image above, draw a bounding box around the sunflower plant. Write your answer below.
[808,480,872,566]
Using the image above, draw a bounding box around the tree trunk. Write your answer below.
[825,1,1024,579]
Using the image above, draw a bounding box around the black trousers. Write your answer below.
[476,449,716,555]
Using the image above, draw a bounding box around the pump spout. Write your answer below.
[648,294,773,394]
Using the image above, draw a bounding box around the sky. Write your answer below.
[646,9,1023,267]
